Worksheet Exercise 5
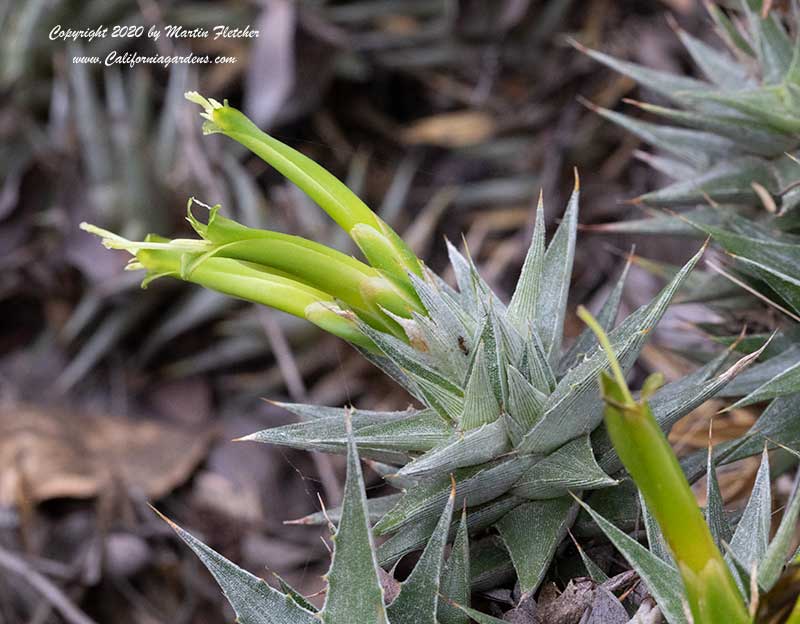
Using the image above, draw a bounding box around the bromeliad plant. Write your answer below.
[84,93,766,598]
[578,0,800,419]
[578,306,800,624]
[577,1,800,213]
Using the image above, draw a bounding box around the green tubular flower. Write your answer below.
[349,223,424,304]
[183,201,422,322]
[579,306,750,624]
[80,224,378,351]
[81,194,425,338]
[184,92,423,285]
[83,94,433,348]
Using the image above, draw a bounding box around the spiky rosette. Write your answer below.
[577,1,800,215]
[578,1,800,437]
[84,94,771,595]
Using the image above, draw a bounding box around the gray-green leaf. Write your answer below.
[159,515,317,624]
[386,479,456,624]
[322,413,389,624]
[438,507,471,624]
[575,498,688,624]
[729,447,772,573]
[495,496,576,594]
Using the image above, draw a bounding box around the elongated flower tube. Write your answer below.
[184,92,423,288]
[578,306,751,624]
[81,197,427,338]
[181,201,422,322]
[80,224,379,350]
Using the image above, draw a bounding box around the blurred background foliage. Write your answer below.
[0,1,784,623]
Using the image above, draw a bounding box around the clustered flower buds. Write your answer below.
[83,93,431,351]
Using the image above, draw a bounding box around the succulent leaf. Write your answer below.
[511,435,617,499]
[385,479,456,624]
[700,394,800,468]
[586,104,734,171]
[155,512,318,624]
[460,343,502,430]
[495,496,576,594]
[739,0,793,84]
[154,409,491,624]
[241,408,445,463]
[476,309,509,407]
[523,328,557,394]
[672,20,753,89]
[322,413,389,624]
[374,457,535,537]
[727,359,800,409]
[758,473,800,591]
[580,3,800,212]
[377,496,524,567]
[517,243,705,455]
[274,574,319,613]
[572,40,709,104]
[558,256,631,375]
[469,536,515,591]
[289,493,402,528]
[534,178,579,365]
[705,445,733,550]
[359,323,465,421]
[729,447,772,576]
[505,365,546,445]
[624,99,791,156]
[437,507,471,624]
[507,193,546,332]
[575,497,689,624]
[444,239,481,316]
[719,345,800,399]
[396,419,510,480]
[573,536,609,583]
[639,491,674,566]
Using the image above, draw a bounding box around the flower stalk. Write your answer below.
[578,305,751,624]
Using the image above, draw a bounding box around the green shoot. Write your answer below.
[578,305,751,624]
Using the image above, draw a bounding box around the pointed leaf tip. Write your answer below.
[566,36,590,54]
[152,504,318,623]
[322,405,389,624]
[148,503,176,530]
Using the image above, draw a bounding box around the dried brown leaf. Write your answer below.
[401,111,496,147]
[0,404,212,506]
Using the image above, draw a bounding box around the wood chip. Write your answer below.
[401,111,496,147]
